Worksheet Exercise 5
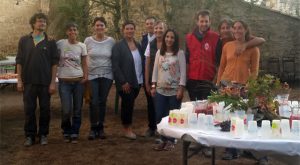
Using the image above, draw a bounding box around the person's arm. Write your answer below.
[185,41,190,79]
[150,50,160,97]
[213,39,222,84]
[177,50,186,100]
[49,65,57,94]
[112,43,130,93]
[216,46,227,86]
[16,37,23,92]
[81,56,88,82]
[144,44,151,94]
[49,40,59,94]
[82,44,88,82]
[250,48,260,80]
[16,64,23,92]
[145,56,151,94]
[235,36,265,56]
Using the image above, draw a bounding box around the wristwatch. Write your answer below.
[151,84,156,89]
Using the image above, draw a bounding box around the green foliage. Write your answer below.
[247,74,281,107]
[50,0,90,41]
[209,90,248,112]
[0,53,7,61]
[91,0,129,40]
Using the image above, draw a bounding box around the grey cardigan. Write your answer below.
[112,39,144,91]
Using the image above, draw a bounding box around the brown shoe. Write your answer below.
[153,142,166,151]
[163,141,175,151]
[124,131,137,140]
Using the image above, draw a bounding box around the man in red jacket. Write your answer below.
[186,10,221,101]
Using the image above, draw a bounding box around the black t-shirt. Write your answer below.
[16,33,59,86]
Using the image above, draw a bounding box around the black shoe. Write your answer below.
[222,152,239,160]
[202,147,212,157]
[257,157,268,165]
[98,130,106,139]
[63,135,71,143]
[71,137,78,144]
[24,137,34,147]
[88,131,96,140]
[144,129,156,137]
[40,135,48,145]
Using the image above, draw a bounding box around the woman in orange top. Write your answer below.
[217,20,260,85]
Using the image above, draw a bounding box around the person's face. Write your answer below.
[197,15,210,32]
[123,24,135,39]
[154,23,165,38]
[220,22,232,38]
[66,27,78,41]
[233,22,246,41]
[145,18,155,34]
[33,18,47,32]
[165,31,175,48]
[94,21,106,35]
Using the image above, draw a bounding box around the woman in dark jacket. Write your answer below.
[112,20,144,140]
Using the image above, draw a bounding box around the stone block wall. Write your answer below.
[1,0,299,73]
[164,0,300,73]
[0,0,45,55]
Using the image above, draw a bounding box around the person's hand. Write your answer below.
[176,86,184,100]
[145,83,151,95]
[17,81,24,92]
[122,83,131,94]
[150,88,156,97]
[235,43,246,56]
[80,77,88,84]
[48,82,56,95]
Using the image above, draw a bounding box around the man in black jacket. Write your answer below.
[16,13,59,146]
[140,16,157,137]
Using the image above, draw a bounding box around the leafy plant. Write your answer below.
[246,74,281,107]
[208,85,248,112]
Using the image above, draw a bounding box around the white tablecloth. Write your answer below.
[0,78,59,84]
[0,79,17,84]
[157,117,300,156]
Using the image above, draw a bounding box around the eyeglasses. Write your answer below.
[36,19,47,24]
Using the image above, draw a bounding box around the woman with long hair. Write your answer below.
[151,29,186,151]
[143,21,167,137]
[217,20,260,85]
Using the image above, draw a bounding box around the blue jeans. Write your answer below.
[154,92,181,143]
[89,78,113,132]
[59,81,84,137]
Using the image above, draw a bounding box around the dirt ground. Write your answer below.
[0,84,299,165]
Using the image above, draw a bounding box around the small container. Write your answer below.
[272,120,281,137]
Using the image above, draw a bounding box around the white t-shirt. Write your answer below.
[84,36,115,80]
[144,43,151,57]
[56,39,87,78]
[131,49,143,84]
[144,33,155,57]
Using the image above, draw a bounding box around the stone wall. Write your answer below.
[164,0,300,74]
[0,0,50,55]
[1,0,299,68]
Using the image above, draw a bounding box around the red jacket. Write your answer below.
[186,30,220,81]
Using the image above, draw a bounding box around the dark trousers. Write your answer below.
[143,86,156,131]
[89,78,113,132]
[23,84,51,138]
[186,79,215,101]
[118,87,140,126]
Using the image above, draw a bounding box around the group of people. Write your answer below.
[16,9,265,161]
